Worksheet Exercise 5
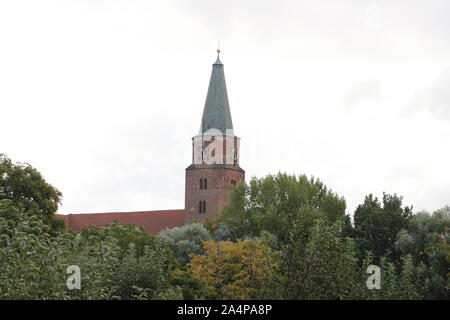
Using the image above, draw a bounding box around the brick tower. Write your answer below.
[185,50,245,222]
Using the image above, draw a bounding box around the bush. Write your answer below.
[158,223,211,265]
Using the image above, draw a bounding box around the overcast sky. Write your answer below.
[1,0,449,215]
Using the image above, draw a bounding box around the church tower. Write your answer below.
[185,50,245,222]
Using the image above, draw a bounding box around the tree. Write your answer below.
[80,221,158,257]
[353,193,412,262]
[0,198,120,299]
[158,223,211,265]
[112,241,183,300]
[186,240,276,299]
[78,222,186,299]
[202,217,220,235]
[428,226,450,287]
[0,153,64,233]
[266,208,362,299]
[220,173,348,245]
[361,252,426,300]
[0,198,188,300]
[395,207,450,299]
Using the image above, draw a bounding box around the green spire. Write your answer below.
[200,49,234,135]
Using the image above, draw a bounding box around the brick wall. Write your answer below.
[56,209,185,235]
[185,166,245,223]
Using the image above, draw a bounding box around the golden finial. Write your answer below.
[217,41,220,56]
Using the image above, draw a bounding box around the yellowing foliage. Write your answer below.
[202,217,220,234]
[187,240,276,299]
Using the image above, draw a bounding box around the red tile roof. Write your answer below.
[56,209,186,235]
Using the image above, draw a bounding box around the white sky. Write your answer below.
[1,0,449,215]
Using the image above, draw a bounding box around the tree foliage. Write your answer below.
[1,156,448,300]
[220,173,349,245]
[0,199,192,300]
[0,198,116,299]
[0,153,64,233]
[266,208,361,299]
[158,223,211,265]
[186,240,276,299]
[353,193,412,262]
[360,252,426,300]
[80,221,158,257]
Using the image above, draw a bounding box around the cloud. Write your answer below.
[173,0,450,64]
[1,0,450,216]
[426,67,450,118]
[366,4,382,29]
[343,77,381,108]
[404,67,450,120]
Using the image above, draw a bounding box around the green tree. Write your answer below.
[220,173,348,245]
[158,223,211,265]
[0,198,121,299]
[0,153,64,233]
[361,252,426,300]
[78,222,188,299]
[80,221,157,257]
[112,241,182,300]
[265,208,362,299]
[0,198,188,300]
[353,193,412,262]
[395,207,449,299]
[428,226,450,286]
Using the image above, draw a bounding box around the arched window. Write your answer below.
[200,178,208,190]
[198,200,206,213]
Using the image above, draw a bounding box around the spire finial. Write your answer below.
[213,43,223,65]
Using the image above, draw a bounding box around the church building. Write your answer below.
[57,51,245,234]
